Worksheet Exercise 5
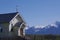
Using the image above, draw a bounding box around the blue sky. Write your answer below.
[0,0,60,26]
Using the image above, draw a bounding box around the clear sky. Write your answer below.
[0,0,60,26]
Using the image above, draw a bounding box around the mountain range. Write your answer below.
[25,21,60,35]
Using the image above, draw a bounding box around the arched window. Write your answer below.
[0,27,2,32]
[11,28,13,32]
[11,24,14,32]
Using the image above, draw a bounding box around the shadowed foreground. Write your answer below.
[0,36,28,40]
[26,34,60,40]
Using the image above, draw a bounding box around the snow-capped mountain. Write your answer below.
[25,21,60,35]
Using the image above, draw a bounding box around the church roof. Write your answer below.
[0,12,18,23]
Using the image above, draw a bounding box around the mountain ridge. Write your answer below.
[25,21,60,35]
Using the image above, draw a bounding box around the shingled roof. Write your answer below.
[0,12,18,23]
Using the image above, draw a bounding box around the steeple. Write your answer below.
[16,5,18,12]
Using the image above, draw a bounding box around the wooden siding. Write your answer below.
[0,23,9,37]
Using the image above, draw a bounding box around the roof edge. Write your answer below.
[0,12,18,14]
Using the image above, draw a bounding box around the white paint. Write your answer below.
[18,28,20,36]
[23,28,25,36]
[9,23,12,31]
[9,13,19,31]
[9,17,19,31]
[9,13,26,36]
[18,22,25,36]
[9,13,19,23]
[11,18,19,26]
[18,22,23,36]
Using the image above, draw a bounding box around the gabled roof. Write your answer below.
[0,12,18,23]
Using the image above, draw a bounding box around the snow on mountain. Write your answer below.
[25,21,60,35]
[25,27,29,30]
[34,25,46,32]
[34,25,45,29]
